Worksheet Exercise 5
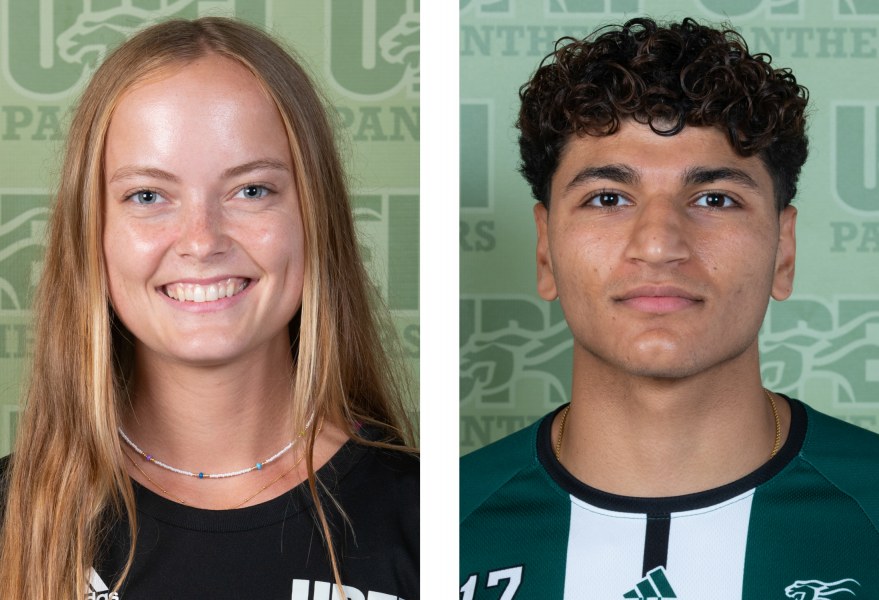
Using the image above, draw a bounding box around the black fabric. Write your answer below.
[2,441,419,600]
[642,513,670,576]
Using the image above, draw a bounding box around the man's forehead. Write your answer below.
[553,122,772,188]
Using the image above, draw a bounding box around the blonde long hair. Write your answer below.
[0,17,414,597]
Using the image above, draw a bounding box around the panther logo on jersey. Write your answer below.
[784,578,860,600]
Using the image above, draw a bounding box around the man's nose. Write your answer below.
[623,200,690,266]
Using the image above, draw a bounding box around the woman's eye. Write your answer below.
[128,190,163,205]
[585,192,631,207]
[695,193,736,208]
[237,185,270,199]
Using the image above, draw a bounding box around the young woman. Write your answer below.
[0,18,417,598]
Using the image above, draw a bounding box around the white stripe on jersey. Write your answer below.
[564,497,648,598]
[667,490,753,598]
[563,490,754,599]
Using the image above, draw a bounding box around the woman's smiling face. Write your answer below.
[102,54,305,368]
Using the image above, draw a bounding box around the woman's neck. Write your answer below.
[118,340,350,510]
[121,339,299,472]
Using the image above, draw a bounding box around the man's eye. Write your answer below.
[127,190,163,205]
[695,193,736,208]
[236,185,270,199]
[585,192,631,207]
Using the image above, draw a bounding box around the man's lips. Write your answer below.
[614,286,703,313]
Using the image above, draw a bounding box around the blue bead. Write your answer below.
[256,463,262,470]
[198,472,204,479]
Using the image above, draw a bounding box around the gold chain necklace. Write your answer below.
[766,389,781,458]
[554,389,782,461]
[554,402,570,461]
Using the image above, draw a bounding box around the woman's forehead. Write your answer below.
[104,54,290,177]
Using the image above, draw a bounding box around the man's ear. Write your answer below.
[771,205,797,301]
[534,202,558,301]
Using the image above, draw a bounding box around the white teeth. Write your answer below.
[164,278,249,303]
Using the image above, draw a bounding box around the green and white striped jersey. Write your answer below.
[460,398,879,599]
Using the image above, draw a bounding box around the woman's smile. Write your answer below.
[161,277,251,303]
[102,54,305,366]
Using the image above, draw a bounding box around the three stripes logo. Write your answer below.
[85,568,119,600]
[622,567,677,599]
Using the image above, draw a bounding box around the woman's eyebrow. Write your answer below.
[221,159,291,179]
[107,159,291,184]
[108,166,180,184]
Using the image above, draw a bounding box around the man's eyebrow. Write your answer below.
[564,164,640,193]
[108,159,291,184]
[683,166,760,191]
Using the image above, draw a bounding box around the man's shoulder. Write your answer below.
[460,414,548,523]
[798,401,879,526]
[801,401,879,460]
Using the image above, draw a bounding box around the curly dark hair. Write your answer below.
[517,17,809,209]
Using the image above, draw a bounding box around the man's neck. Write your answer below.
[555,346,791,498]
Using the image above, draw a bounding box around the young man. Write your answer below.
[460,18,879,599]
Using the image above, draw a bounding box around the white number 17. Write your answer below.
[460,566,523,600]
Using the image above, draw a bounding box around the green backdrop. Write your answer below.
[460,0,879,455]
[0,0,420,455]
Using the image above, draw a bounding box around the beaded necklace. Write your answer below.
[124,447,306,510]
[118,413,314,480]
[121,418,323,510]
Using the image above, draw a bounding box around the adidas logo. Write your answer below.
[623,567,677,599]
[85,568,120,600]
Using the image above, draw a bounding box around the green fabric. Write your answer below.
[460,421,570,598]
[743,405,879,595]
[461,403,879,598]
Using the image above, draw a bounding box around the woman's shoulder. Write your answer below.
[337,442,419,570]
[333,438,419,524]
[341,439,419,495]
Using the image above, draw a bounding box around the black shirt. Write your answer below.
[3,438,419,599]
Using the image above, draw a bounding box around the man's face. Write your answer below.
[534,120,796,380]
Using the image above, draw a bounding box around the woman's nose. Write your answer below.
[174,199,231,260]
